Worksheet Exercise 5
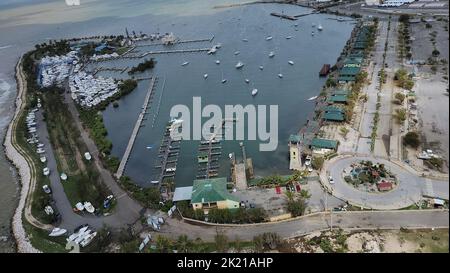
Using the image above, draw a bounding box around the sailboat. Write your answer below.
[288,61,294,65]
[181,61,189,66]
[269,51,275,58]
[235,61,244,69]
[203,74,208,79]
[286,36,293,39]
[245,79,250,83]
[221,69,227,83]
[251,88,258,96]
[234,51,240,55]
[278,67,283,78]
[266,36,273,41]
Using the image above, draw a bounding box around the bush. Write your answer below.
[311,157,324,170]
[287,198,307,217]
[394,93,405,104]
[403,132,420,148]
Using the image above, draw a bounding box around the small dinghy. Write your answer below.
[49,228,67,237]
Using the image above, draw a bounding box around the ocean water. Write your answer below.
[0,0,353,252]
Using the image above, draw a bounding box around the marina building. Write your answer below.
[328,89,349,104]
[190,178,240,211]
[323,106,345,122]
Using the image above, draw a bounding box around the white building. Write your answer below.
[379,0,416,7]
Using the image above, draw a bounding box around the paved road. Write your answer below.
[160,210,449,241]
[322,156,449,210]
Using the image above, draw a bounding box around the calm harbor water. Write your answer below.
[0,0,353,252]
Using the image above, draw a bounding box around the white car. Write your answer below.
[328,176,334,184]
[43,167,50,176]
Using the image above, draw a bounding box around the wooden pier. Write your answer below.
[124,47,212,59]
[196,139,222,179]
[153,121,182,184]
[115,77,158,179]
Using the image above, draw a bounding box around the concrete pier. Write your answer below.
[115,77,157,179]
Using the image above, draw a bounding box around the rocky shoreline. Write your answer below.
[3,56,40,253]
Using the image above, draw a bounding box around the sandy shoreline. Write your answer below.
[3,56,40,253]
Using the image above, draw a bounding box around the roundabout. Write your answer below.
[322,156,440,210]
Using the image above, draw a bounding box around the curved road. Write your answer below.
[322,156,449,210]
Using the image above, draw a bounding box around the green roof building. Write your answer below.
[323,106,345,122]
[310,138,339,150]
[191,177,240,211]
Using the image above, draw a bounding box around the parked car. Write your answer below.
[328,176,334,184]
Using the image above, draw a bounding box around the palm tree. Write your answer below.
[176,235,192,253]
[155,235,170,253]
[284,190,295,202]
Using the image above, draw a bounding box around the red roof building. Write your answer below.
[377,181,392,192]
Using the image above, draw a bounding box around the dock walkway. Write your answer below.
[115,77,157,179]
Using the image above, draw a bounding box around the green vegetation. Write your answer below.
[253,233,282,252]
[394,69,415,90]
[403,131,421,148]
[119,176,161,209]
[339,127,349,139]
[22,216,67,253]
[42,88,111,209]
[394,92,406,105]
[425,157,444,171]
[176,201,267,224]
[394,108,407,124]
[311,156,324,170]
[129,58,156,74]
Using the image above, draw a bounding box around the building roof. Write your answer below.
[328,94,348,103]
[310,138,338,149]
[339,66,361,76]
[323,111,345,121]
[338,75,356,82]
[324,106,344,113]
[191,177,239,204]
[289,134,302,143]
[173,186,193,202]
[333,89,349,95]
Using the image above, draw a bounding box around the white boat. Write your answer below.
[181,61,189,66]
[215,60,220,65]
[245,79,250,83]
[286,36,293,39]
[228,153,233,159]
[80,232,97,248]
[266,36,273,41]
[278,73,283,78]
[294,23,298,27]
[308,96,318,101]
[242,38,248,42]
[251,88,258,96]
[259,66,264,70]
[74,230,91,244]
[338,17,344,22]
[235,61,244,69]
[207,46,217,54]
[75,202,85,211]
[83,202,95,213]
[203,74,208,79]
[49,228,67,237]
[221,79,227,84]
[269,51,275,58]
[40,156,47,163]
[311,31,315,36]
[84,152,92,161]
[67,226,88,242]
[60,173,68,181]
[234,51,240,55]
[317,24,323,31]
[288,61,294,65]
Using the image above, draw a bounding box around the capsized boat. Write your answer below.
[49,228,67,237]
[251,88,258,96]
[235,61,244,69]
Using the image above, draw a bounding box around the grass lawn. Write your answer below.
[399,228,449,253]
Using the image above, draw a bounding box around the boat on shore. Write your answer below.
[319,64,331,77]
[83,202,95,213]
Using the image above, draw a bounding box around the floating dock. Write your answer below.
[153,121,182,184]
[270,12,298,21]
[115,77,157,179]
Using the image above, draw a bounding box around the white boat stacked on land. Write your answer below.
[69,71,119,108]
[66,225,97,248]
[39,51,78,87]
[83,202,95,213]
